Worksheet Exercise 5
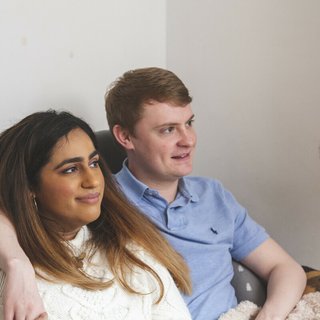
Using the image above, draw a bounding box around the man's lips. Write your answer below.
[76,192,100,204]
[171,152,190,159]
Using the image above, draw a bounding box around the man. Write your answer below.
[0,67,306,320]
[105,67,306,320]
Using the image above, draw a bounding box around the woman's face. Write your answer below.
[35,128,105,239]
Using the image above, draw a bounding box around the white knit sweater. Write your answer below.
[0,227,191,320]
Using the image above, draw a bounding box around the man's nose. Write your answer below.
[178,129,196,147]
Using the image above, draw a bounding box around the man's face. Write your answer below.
[127,102,196,187]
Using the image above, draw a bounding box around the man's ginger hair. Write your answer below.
[105,67,192,134]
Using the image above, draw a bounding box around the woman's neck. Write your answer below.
[60,227,82,240]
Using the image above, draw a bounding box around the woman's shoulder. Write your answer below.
[127,243,164,270]
[125,243,168,281]
[126,245,192,319]
[125,243,173,294]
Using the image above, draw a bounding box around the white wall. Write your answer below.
[1,0,319,269]
[167,0,320,268]
[0,0,166,131]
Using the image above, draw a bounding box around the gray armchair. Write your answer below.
[95,129,268,306]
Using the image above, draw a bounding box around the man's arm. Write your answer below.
[241,238,306,320]
[0,211,47,320]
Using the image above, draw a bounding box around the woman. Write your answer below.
[0,110,191,320]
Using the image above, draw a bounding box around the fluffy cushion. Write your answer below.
[218,292,320,320]
[218,300,259,320]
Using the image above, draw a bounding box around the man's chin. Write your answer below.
[174,167,193,178]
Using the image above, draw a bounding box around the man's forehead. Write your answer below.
[140,102,191,120]
[133,103,194,131]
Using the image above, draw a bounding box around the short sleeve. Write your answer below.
[217,183,269,261]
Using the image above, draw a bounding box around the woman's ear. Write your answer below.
[112,125,135,151]
[30,193,38,211]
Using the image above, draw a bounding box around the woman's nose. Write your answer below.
[82,169,101,188]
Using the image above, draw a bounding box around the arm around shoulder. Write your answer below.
[0,211,29,271]
[0,210,47,320]
[241,238,306,320]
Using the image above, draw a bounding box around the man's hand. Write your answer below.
[3,258,47,320]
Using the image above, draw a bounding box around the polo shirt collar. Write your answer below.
[178,177,200,203]
[115,160,147,201]
[115,159,200,203]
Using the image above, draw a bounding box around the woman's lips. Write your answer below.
[76,192,100,204]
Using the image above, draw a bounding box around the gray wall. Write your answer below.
[167,0,320,268]
[0,0,166,131]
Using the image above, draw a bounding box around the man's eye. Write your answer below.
[162,127,174,134]
[186,119,194,127]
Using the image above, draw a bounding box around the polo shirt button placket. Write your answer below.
[166,206,186,230]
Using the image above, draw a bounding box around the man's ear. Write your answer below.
[112,125,135,151]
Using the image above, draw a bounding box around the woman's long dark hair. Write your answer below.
[0,110,191,301]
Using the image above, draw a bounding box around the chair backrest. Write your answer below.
[95,130,126,173]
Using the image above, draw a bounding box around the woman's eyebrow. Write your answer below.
[54,150,98,170]
[89,150,99,159]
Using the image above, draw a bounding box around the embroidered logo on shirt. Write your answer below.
[210,227,218,235]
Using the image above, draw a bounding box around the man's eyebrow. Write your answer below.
[186,114,195,122]
[154,114,195,129]
[54,150,98,170]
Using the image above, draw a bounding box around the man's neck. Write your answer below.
[147,180,179,204]
[126,165,179,203]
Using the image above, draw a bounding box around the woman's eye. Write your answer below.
[62,166,77,174]
[90,160,100,168]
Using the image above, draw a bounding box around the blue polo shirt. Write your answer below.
[115,163,269,320]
